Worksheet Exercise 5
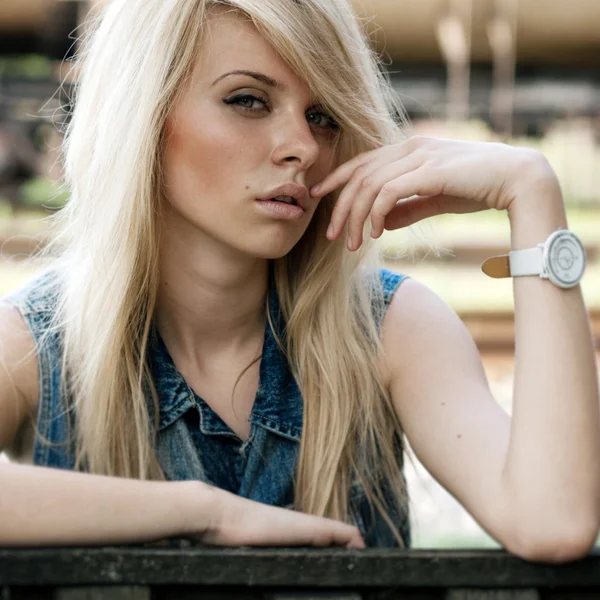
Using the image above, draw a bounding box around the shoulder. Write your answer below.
[0,269,66,460]
[362,267,410,328]
[0,299,39,398]
[376,267,410,308]
[0,299,40,458]
[379,276,482,386]
[2,268,62,319]
[381,274,465,336]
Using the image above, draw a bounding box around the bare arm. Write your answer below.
[0,303,364,548]
[503,178,600,550]
[309,136,600,561]
[0,464,214,546]
[384,178,600,563]
[0,301,207,546]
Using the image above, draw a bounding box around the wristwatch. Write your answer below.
[481,229,586,289]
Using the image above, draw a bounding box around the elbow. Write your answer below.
[504,517,599,564]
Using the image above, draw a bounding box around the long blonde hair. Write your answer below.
[43,0,411,543]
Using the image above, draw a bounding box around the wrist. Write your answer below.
[507,178,568,251]
[177,480,224,541]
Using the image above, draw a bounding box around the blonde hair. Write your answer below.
[42,0,411,544]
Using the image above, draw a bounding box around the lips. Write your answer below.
[258,183,310,211]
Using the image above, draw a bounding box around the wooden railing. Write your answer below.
[1,547,600,599]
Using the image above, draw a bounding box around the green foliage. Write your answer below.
[20,177,68,211]
[0,55,53,79]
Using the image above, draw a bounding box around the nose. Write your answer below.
[270,115,321,171]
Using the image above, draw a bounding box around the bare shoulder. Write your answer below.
[379,277,483,384]
[0,301,40,460]
[378,276,498,431]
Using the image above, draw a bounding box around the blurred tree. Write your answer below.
[0,121,43,215]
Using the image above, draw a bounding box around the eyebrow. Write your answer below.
[211,70,288,91]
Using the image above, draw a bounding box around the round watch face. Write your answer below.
[545,230,586,288]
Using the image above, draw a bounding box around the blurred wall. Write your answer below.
[350,0,600,65]
[1,0,599,65]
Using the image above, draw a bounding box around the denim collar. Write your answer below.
[148,285,303,442]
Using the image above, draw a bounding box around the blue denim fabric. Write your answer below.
[4,268,410,548]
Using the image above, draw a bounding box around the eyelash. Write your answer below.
[223,93,340,133]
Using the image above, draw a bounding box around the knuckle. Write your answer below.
[380,180,398,196]
[353,163,369,179]
[413,164,431,181]
[331,204,348,221]
[347,218,361,234]
[348,165,365,184]
[411,134,431,145]
[405,135,424,150]
[370,205,385,220]
[422,152,442,169]
[359,174,375,190]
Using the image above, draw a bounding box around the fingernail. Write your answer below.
[326,223,334,238]
[311,184,321,195]
[347,235,353,250]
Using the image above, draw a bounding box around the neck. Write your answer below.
[154,215,270,365]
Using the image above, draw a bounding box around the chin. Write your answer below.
[244,236,302,260]
[257,245,298,260]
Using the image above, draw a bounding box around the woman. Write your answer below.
[0,0,598,559]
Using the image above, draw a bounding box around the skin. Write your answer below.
[311,140,600,561]
[155,10,338,441]
[158,9,600,559]
[1,6,597,558]
[0,10,365,550]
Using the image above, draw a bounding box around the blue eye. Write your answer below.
[223,93,269,111]
[307,109,340,132]
[223,93,340,132]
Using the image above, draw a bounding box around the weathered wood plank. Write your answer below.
[541,591,600,600]
[446,591,539,600]
[152,587,265,600]
[367,592,444,600]
[0,548,599,589]
[54,587,150,600]
[2,588,52,600]
[269,593,362,600]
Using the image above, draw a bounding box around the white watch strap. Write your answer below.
[509,246,543,276]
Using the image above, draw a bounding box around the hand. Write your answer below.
[193,486,365,548]
[310,136,560,251]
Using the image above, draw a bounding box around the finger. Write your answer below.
[344,158,423,249]
[313,523,365,549]
[369,167,443,237]
[346,532,366,549]
[311,148,385,199]
[382,194,487,231]
[328,153,422,243]
[275,509,364,549]
[312,137,427,198]
[327,161,396,245]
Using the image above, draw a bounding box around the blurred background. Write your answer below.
[0,0,598,548]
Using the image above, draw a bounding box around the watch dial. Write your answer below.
[547,232,586,287]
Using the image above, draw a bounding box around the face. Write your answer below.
[162,9,340,259]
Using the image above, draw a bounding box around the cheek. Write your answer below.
[314,142,339,180]
[163,109,258,199]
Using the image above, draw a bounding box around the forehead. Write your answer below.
[190,9,309,93]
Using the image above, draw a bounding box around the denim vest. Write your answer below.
[4,268,410,548]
